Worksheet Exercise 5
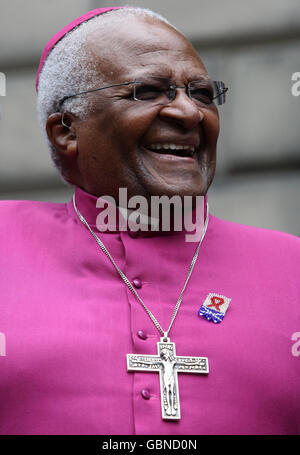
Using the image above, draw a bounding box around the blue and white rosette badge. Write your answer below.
[198,293,231,323]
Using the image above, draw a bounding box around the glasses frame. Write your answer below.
[57,77,228,110]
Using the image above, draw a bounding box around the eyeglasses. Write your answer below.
[58,76,228,110]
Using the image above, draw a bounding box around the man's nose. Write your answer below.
[159,88,204,129]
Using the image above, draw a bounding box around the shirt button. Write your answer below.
[141,389,151,400]
[128,230,138,238]
[133,278,142,289]
[137,330,148,340]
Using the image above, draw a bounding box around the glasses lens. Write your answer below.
[133,77,227,106]
[188,80,215,106]
[134,77,172,104]
[188,80,227,106]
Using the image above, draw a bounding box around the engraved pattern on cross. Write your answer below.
[127,338,209,420]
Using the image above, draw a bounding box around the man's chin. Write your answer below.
[142,171,212,199]
[140,182,208,203]
[138,146,214,198]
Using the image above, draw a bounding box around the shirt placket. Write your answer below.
[120,229,166,434]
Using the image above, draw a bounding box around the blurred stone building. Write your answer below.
[0,0,299,235]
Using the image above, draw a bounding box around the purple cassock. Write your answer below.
[0,186,299,435]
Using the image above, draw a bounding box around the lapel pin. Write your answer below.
[198,293,231,323]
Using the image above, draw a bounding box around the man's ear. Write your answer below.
[46,112,77,158]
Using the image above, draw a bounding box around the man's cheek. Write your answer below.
[203,114,219,147]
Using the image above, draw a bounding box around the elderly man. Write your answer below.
[0,6,299,435]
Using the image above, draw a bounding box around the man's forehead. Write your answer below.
[86,18,206,81]
[88,15,185,48]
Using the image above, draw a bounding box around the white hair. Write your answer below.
[37,7,174,172]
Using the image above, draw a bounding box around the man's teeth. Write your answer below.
[147,143,195,153]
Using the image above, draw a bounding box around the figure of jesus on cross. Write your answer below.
[127,337,209,420]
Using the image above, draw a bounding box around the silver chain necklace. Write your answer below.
[73,193,210,421]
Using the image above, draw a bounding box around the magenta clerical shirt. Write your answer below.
[0,187,299,435]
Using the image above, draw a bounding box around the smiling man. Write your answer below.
[0,6,299,435]
[43,8,219,203]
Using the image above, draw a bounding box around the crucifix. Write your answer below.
[127,337,209,420]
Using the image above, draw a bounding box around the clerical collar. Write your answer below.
[67,186,208,237]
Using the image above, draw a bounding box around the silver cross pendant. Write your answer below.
[127,337,209,420]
